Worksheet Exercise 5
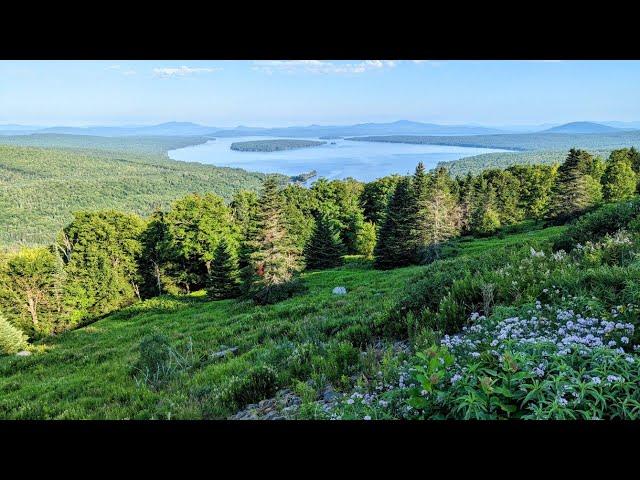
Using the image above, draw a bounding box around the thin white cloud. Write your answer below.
[106,64,137,76]
[153,65,221,78]
[252,60,398,75]
[412,60,443,67]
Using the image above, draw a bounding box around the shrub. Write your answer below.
[251,278,307,305]
[556,198,640,251]
[0,315,28,355]
[220,365,279,410]
[131,333,196,389]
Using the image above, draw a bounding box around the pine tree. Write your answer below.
[246,177,302,297]
[206,238,241,300]
[374,177,414,269]
[304,213,345,270]
[547,149,595,222]
[602,149,637,202]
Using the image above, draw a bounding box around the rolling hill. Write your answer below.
[542,121,622,134]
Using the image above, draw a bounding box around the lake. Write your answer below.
[168,136,510,183]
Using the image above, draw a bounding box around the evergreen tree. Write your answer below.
[470,180,501,236]
[246,177,302,297]
[421,167,461,246]
[139,211,178,297]
[230,190,260,269]
[206,238,241,300]
[409,162,431,254]
[602,149,637,202]
[547,149,596,222]
[374,177,415,269]
[303,213,345,270]
[360,175,401,225]
[458,172,476,234]
[508,164,557,220]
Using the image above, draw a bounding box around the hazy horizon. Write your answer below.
[2,60,640,127]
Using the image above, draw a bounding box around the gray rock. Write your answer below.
[16,350,31,357]
[322,387,340,402]
[210,346,238,359]
[332,286,347,295]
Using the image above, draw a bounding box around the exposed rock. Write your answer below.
[332,286,347,295]
[210,346,238,360]
[16,350,31,357]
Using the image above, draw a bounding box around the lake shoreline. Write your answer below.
[168,136,512,183]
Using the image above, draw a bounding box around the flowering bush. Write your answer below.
[323,291,640,420]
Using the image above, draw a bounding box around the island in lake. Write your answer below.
[230,139,326,152]
[290,170,317,184]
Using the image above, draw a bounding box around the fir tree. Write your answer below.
[470,179,501,236]
[421,167,461,246]
[374,177,415,269]
[304,213,345,270]
[206,238,241,300]
[246,177,302,297]
[547,149,595,222]
[409,162,431,254]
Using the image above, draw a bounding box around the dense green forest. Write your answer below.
[0,143,284,246]
[3,145,640,419]
[230,139,326,152]
[0,133,211,155]
[437,149,614,176]
[349,131,640,152]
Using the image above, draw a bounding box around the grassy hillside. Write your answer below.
[0,260,421,419]
[0,225,566,420]
[0,143,280,247]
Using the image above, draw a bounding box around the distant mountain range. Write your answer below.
[542,121,623,134]
[1,120,639,138]
[0,120,508,138]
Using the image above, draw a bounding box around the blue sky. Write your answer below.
[1,60,639,127]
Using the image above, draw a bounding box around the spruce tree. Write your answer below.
[422,167,461,245]
[409,162,431,254]
[470,180,501,236]
[547,149,595,222]
[206,238,241,300]
[602,149,637,202]
[374,177,414,269]
[246,177,302,298]
[304,213,345,270]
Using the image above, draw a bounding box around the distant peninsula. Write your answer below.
[230,139,326,152]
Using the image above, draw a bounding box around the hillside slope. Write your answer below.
[0,261,422,419]
[0,144,279,247]
[0,224,565,420]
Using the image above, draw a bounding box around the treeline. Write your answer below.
[348,131,640,152]
[437,149,611,177]
[2,147,640,347]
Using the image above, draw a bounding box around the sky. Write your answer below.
[1,60,640,127]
